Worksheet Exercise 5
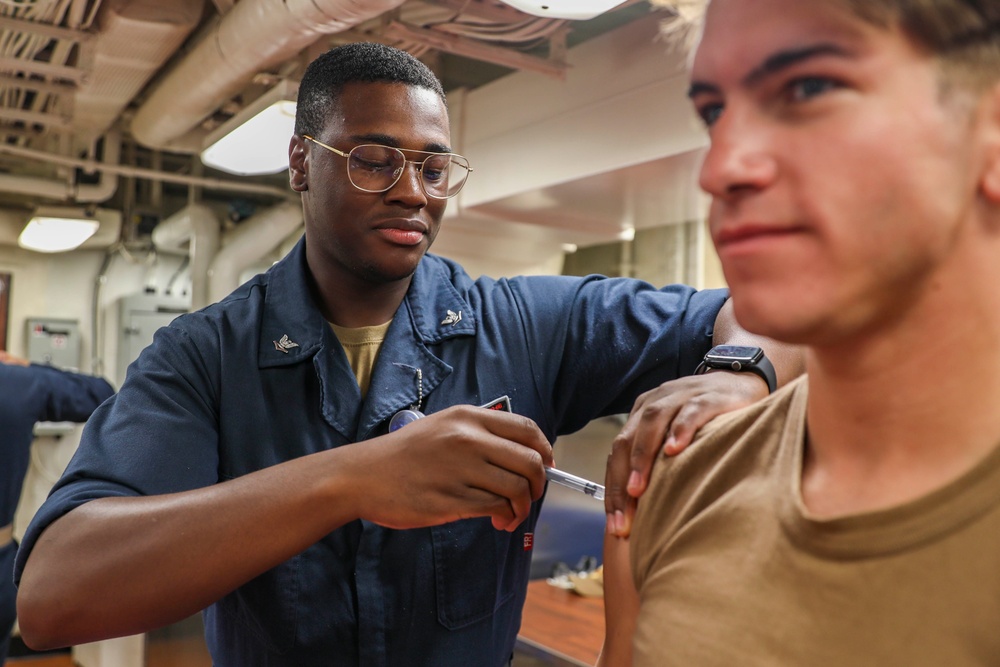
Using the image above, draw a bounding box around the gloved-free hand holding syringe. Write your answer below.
[389,395,605,501]
[479,396,605,500]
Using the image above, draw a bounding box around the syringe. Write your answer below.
[545,467,605,501]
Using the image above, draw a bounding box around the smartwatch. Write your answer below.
[694,345,777,393]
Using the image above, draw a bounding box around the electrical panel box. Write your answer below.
[116,293,190,387]
[26,317,81,370]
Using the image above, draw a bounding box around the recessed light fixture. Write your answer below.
[18,207,101,253]
[499,0,628,20]
[201,80,299,176]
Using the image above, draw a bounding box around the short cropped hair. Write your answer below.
[838,0,1000,91]
[294,42,447,138]
[653,0,1000,92]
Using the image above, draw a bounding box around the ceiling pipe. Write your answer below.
[130,0,409,153]
[207,200,303,304]
[0,141,291,199]
[151,203,221,310]
[77,130,121,203]
[72,0,204,148]
[0,130,120,203]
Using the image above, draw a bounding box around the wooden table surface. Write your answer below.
[516,579,605,666]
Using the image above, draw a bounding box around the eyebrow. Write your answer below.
[350,133,452,154]
[688,42,852,99]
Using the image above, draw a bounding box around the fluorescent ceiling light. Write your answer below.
[18,208,100,253]
[499,0,628,20]
[201,81,298,176]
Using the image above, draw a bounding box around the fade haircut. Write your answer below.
[294,42,447,138]
[836,0,1000,92]
[652,0,1000,92]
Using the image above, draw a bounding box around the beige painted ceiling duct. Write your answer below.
[0,130,121,203]
[130,0,409,153]
[0,0,201,202]
[74,0,204,147]
[208,201,303,304]
[151,203,221,310]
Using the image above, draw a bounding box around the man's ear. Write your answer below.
[980,82,1000,204]
[289,135,308,192]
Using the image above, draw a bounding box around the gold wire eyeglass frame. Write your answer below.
[302,135,472,200]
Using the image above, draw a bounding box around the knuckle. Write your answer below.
[637,400,670,424]
[674,398,712,428]
[447,403,474,418]
[610,433,631,456]
[525,448,543,467]
[633,387,654,406]
[513,413,536,430]
[630,442,650,462]
[606,473,628,495]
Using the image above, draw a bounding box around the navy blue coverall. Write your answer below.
[0,361,112,664]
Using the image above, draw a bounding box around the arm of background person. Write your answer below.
[33,364,115,422]
[605,298,803,536]
[15,405,552,650]
[1,351,115,420]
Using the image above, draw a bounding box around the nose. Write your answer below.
[698,109,778,201]
[385,159,428,208]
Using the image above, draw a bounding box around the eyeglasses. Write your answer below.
[302,135,472,200]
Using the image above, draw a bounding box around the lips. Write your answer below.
[715,222,777,244]
[374,218,429,247]
[713,222,803,251]
[375,218,429,234]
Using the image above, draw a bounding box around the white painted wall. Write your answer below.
[454,14,706,210]
[0,245,187,380]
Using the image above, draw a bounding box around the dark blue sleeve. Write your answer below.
[27,364,115,423]
[14,325,222,586]
[505,276,728,436]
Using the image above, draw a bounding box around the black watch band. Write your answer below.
[694,345,777,394]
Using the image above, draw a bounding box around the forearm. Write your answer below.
[17,445,365,649]
[598,532,638,667]
[712,298,804,387]
[17,406,553,649]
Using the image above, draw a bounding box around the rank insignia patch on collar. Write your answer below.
[273,334,299,353]
[441,310,462,326]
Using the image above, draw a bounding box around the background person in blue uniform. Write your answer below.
[15,43,798,666]
[0,351,113,665]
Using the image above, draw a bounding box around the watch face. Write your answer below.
[705,345,762,363]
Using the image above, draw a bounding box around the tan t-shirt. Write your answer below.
[330,321,391,398]
[630,377,1000,666]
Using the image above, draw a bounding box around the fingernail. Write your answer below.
[664,435,678,455]
[614,510,627,536]
[606,513,615,535]
[627,470,642,493]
